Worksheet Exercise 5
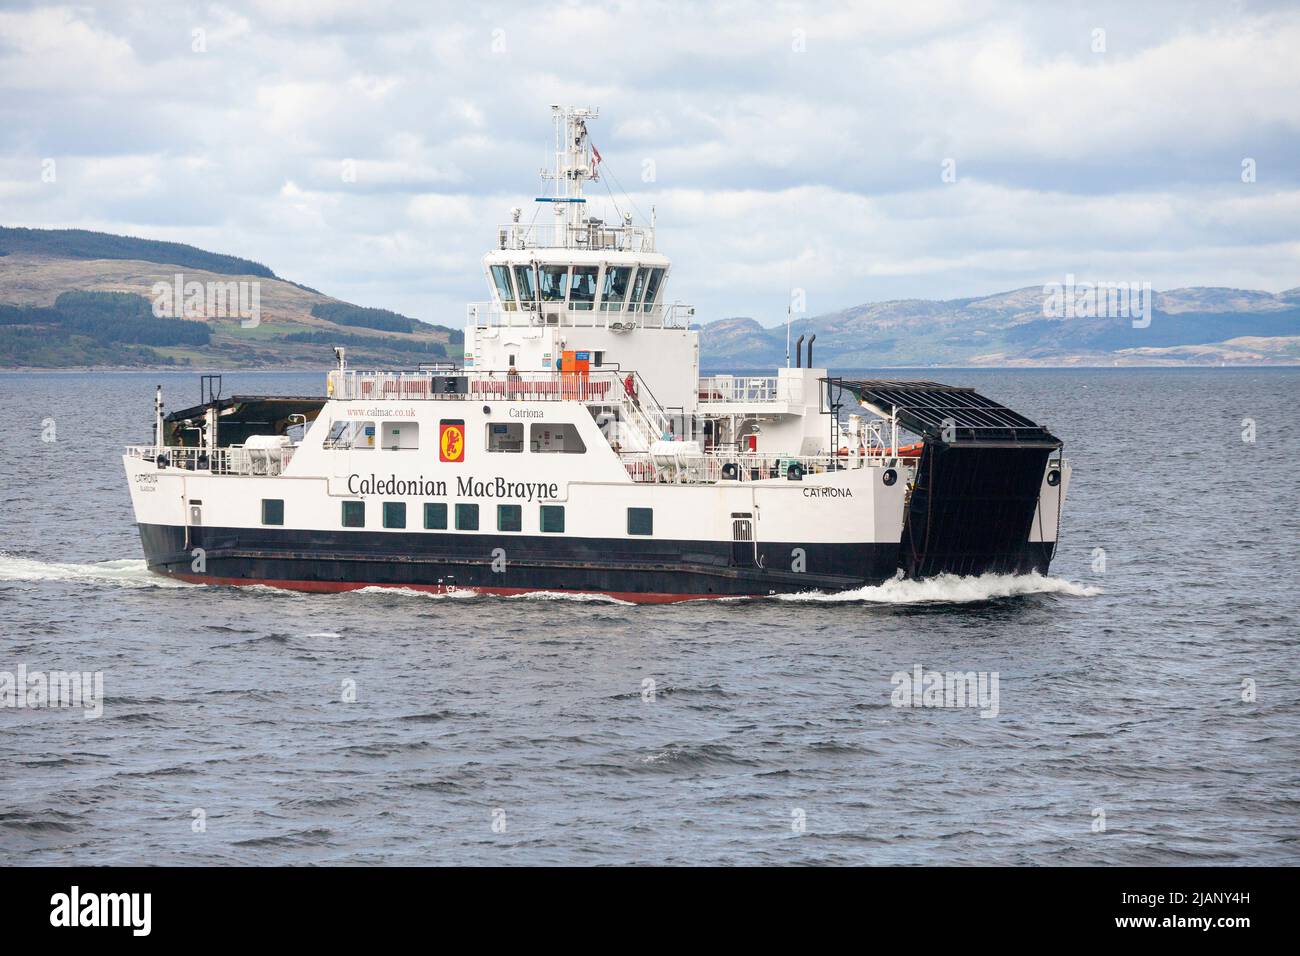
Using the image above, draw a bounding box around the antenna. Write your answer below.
[537,106,599,232]
[785,300,792,368]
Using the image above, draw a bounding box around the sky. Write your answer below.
[1,0,1297,327]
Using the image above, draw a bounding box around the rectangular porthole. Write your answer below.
[341,500,365,528]
[486,422,523,452]
[627,507,653,536]
[540,504,565,533]
[424,502,447,530]
[455,503,479,531]
[529,422,586,453]
[497,504,522,532]
[261,499,284,526]
[383,501,406,529]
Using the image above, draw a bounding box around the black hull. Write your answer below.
[138,523,902,601]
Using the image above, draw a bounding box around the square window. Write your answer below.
[424,502,447,530]
[530,422,586,453]
[341,500,365,528]
[497,504,522,532]
[627,507,653,536]
[383,501,406,529]
[455,503,479,531]
[540,504,565,533]
[262,499,284,526]
[486,421,523,452]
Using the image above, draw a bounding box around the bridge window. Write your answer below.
[570,267,598,310]
[627,507,653,536]
[539,265,569,302]
[261,499,284,526]
[601,267,632,311]
[497,504,522,532]
[424,502,447,530]
[383,501,406,529]
[490,265,516,311]
[641,268,665,312]
[513,265,537,305]
[540,505,565,533]
[530,423,586,453]
[342,500,365,528]
[455,503,479,531]
[627,268,647,309]
[487,422,523,452]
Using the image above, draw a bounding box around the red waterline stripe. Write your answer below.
[164,571,756,605]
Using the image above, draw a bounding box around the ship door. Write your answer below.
[188,500,203,526]
[731,513,755,567]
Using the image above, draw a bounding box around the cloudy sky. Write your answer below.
[1,0,1297,327]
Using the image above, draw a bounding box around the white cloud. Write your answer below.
[0,0,1296,325]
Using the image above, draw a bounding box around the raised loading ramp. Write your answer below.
[838,381,1062,578]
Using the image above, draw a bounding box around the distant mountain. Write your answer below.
[4,224,1295,369]
[699,286,1300,368]
[0,226,460,369]
[0,226,277,279]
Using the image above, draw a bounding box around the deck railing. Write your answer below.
[126,445,295,476]
[495,220,655,253]
[620,450,881,484]
[329,368,619,403]
[465,301,693,330]
[697,375,804,404]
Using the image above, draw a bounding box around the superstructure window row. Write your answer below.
[489,264,666,314]
[487,422,586,454]
[340,501,571,535]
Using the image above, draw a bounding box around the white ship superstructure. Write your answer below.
[123,106,1070,601]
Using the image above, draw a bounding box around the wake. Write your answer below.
[769,572,1101,604]
[0,554,196,589]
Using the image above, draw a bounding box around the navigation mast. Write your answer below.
[538,105,600,234]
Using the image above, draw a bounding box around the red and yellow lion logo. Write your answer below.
[439,421,465,462]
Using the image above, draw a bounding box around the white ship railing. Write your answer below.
[495,221,655,253]
[328,368,648,403]
[466,301,693,330]
[125,445,295,476]
[698,375,804,405]
[619,451,882,484]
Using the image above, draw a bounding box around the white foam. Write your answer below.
[350,585,478,600]
[769,572,1101,604]
[0,554,197,589]
[504,589,634,605]
[350,585,631,605]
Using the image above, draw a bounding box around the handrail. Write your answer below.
[698,375,804,404]
[126,444,295,476]
[495,220,655,252]
[465,301,692,330]
[618,451,877,484]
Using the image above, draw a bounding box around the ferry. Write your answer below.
[123,106,1070,603]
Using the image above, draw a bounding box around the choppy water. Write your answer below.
[1,368,1297,865]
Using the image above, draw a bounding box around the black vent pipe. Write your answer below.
[795,334,805,368]
[807,334,816,367]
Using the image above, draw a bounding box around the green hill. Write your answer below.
[0,227,462,369]
[0,226,276,279]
